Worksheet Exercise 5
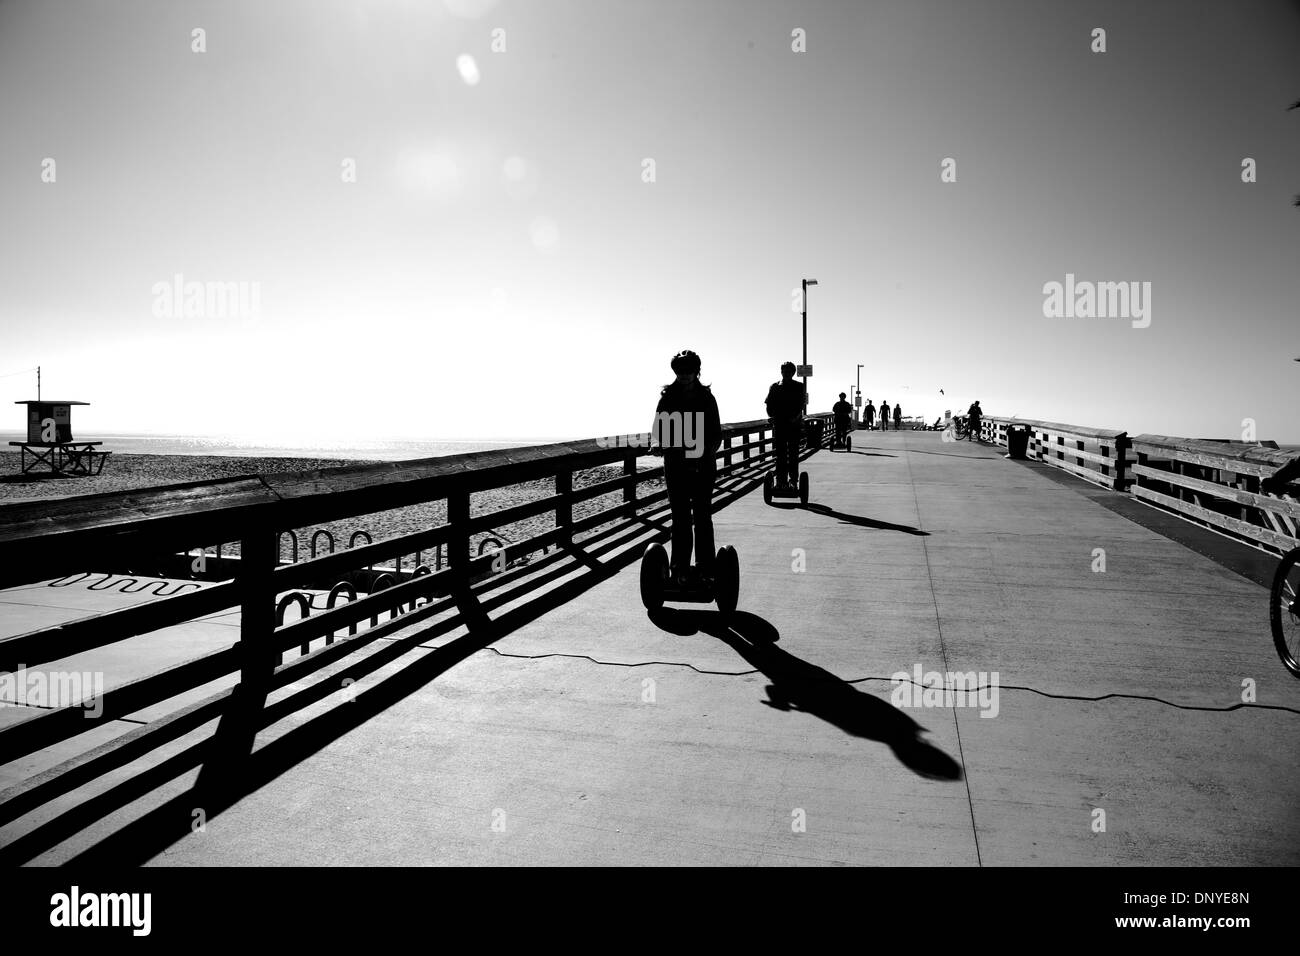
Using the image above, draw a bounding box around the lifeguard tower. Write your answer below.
[10,397,111,477]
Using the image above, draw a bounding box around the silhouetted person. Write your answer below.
[879,400,891,431]
[967,400,983,441]
[863,399,875,430]
[832,392,852,446]
[652,350,723,586]
[765,361,805,487]
[893,403,902,430]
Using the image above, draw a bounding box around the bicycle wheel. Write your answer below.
[1270,548,1300,678]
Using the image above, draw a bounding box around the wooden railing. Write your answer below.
[981,418,1298,553]
[0,413,831,766]
[985,417,1130,491]
[1128,435,1300,555]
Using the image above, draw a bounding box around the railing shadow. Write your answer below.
[646,608,962,781]
[0,455,798,865]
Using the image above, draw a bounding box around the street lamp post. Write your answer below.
[856,363,863,422]
[801,278,818,411]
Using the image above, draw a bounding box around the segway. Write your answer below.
[830,422,852,452]
[764,469,809,506]
[640,542,740,614]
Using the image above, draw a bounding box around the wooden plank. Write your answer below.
[1035,444,1120,468]
[1131,434,1293,469]
[1026,421,1127,441]
[1132,464,1300,521]
[1131,447,1281,477]
[1040,454,1121,489]
[1133,485,1300,551]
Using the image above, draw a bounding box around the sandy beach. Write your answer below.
[0,451,662,567]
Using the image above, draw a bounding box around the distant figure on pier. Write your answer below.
[967,400,983,441]
[879,400,891,431]
[863,399,876,430]
[832,392,853,445]
[653,350,723,586]
[765,362,805,488]
[893,403,903,430]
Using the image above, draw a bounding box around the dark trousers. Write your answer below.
[773,423,800,485]
[664,457,716,573]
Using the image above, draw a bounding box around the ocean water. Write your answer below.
[0,432,565,462]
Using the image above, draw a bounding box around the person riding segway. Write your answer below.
[640,349,740,614]
[831,392,853,451]
[763,361,809,505]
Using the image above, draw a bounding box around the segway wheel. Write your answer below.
[763,474,773,505]
[846,435,852,452]
[640,542,668,611]
[799,471,809,505]
[715,545,740,615]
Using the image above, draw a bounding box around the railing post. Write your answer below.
[1116,436,1129,493]
[556,470,572,545]
[623,453,636,512]
[239,526,278,689]
[448,486,470,578]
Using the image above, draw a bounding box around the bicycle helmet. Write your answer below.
[671,349,701,375]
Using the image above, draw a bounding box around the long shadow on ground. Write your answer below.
[0,454,837,864]
[803,502,929,536]
[649,609,962,781]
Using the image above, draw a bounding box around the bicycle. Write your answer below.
[947,416,978,441]
[1264,466,1300,678]
[1272,549,1300,677]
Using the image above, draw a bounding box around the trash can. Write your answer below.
[1006,424,1030,460]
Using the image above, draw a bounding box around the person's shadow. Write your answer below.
[649,609,962,781]
[803,502,929,536]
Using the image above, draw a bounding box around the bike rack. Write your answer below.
[410,564,432,608]
[278,530,299,564]
[309,530,335,559]
[276,592,313,659]
[324,581,358,643]
[349,530,374,572]
[368,572,400,627]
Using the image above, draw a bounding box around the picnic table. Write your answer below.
[9,441,112,477]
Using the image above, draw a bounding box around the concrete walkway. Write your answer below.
[2,431,1298,865]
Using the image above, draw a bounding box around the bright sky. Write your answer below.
[2,0,1298,444]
